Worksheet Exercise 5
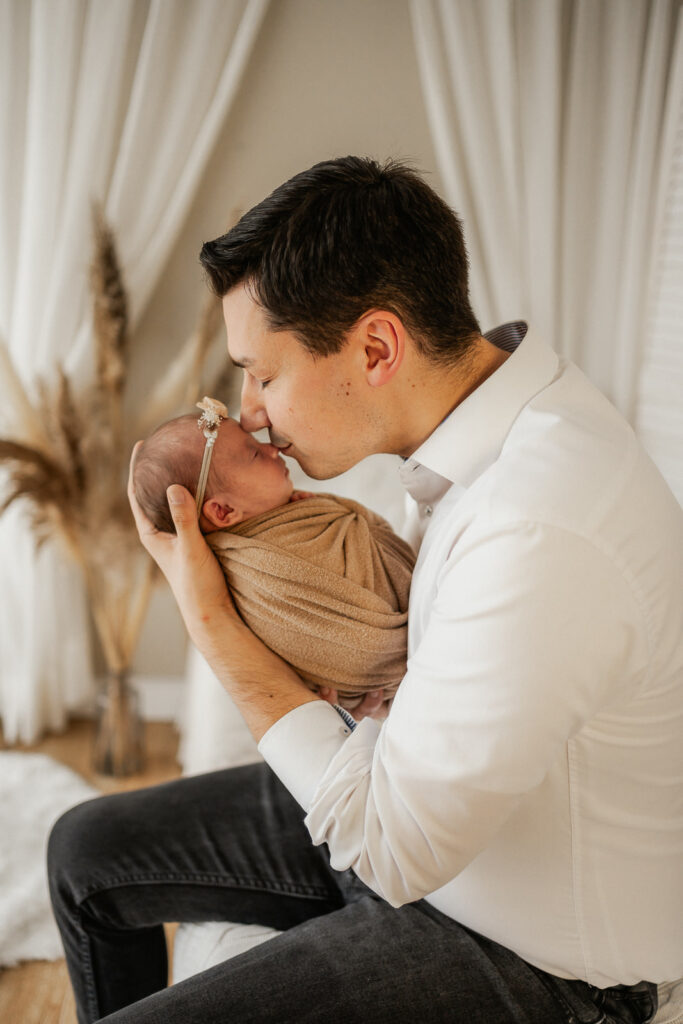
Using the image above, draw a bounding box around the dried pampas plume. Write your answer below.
[134,286,224,440]
[91,203,128,398]
[89,202,129,478]
[0,204,232,680]
[0,439,72,549]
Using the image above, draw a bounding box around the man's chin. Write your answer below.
[294,455,356,482]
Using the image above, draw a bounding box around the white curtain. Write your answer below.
[634,21,683,506]
[0,0,269,742]
[410,0,683,433]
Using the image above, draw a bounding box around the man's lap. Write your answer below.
[96,894,575,1024]
[50,762,347,932]
[50,762,653,1024]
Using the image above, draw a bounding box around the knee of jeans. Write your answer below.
[47,794,115,901]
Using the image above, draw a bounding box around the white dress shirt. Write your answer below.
[259,323,683,988]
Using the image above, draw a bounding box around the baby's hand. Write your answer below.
[290,489,315,502]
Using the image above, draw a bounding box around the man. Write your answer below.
[49,157,681,1023]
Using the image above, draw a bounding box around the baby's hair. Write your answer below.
[133,414,204,534]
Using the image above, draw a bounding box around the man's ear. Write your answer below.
[357,311,405,387]
[201,498,242,529]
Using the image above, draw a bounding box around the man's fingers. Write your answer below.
[127,441,143,493]
[359,689,384,709]
[353,689,385,720]
[318,687,387,722]
[166,484,198,536]
[128,441,160,540]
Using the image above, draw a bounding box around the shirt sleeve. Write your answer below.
[257,700,355,811]
[299,522,648,908]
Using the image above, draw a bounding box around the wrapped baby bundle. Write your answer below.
[207,494,415,703]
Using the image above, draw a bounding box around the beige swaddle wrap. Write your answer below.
[207,493,415,702]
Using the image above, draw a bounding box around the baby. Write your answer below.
[133,398,307,534]
[133,398,415,706]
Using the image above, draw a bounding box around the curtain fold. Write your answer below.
[635,7,683,505]
[0,0,269,741]
[409,0,681,434]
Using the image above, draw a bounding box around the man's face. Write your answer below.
[209,417,293,520]
[223,284,375,480]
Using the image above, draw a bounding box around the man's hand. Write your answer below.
[128,442,319,742]
[127,441,235,645]
[318,687,388,722]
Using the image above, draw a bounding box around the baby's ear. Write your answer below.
[202,499,241,529]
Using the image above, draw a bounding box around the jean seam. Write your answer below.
[77,871,336,906]
[75,873,334,1018]
[79,907,101,1023]
[528,966,605,1024]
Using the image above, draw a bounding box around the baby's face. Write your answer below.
[205,417,294,526]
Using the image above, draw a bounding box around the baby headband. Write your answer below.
[195,396,229,514]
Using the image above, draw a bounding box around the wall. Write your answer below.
[129,0,439,682]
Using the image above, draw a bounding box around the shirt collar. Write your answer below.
[399,322,559,500]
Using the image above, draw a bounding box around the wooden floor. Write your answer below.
[0,718,181,1024]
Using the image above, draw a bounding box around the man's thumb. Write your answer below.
[167,485,195,528]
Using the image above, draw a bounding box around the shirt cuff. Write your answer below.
[257,700,354,811]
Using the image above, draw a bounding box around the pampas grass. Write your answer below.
[0,205,231,684]
[134,286,225,441]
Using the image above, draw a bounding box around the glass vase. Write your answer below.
[92,669,144,777]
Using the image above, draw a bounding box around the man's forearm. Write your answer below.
[189,606,320,742]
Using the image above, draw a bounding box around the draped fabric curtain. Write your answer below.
[0,0,269,742]
[635,23,683,506]
[410,0,683,434]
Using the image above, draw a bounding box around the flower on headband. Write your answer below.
[196,396,229,432]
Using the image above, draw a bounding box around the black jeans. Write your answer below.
[47,763,658,1024]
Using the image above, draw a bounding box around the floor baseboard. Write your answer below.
[134,675,185,722]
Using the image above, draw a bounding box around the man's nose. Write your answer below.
[239,373,270,433]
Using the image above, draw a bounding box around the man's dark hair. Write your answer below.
[199,156,480,364]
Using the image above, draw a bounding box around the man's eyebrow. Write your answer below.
[230,355,256,369]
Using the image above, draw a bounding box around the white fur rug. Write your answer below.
[0,751,98,966]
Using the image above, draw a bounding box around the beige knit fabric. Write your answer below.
[207,494,415,702]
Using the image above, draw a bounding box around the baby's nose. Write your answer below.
[260,443,281,459]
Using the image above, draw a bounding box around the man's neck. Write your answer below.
[393,336,511,458]
[453,336,511,407]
